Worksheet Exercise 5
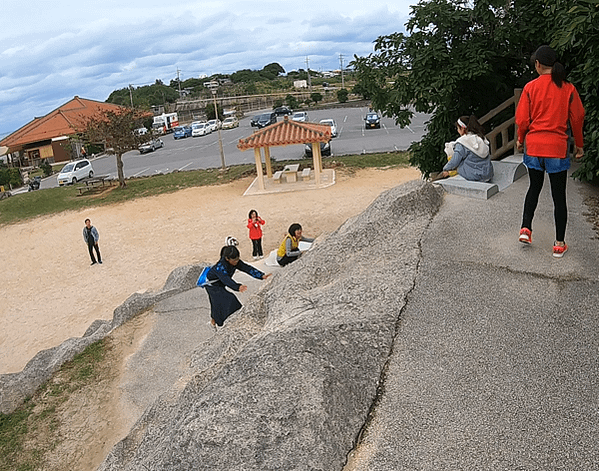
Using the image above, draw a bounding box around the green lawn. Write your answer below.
[0,152,412,226]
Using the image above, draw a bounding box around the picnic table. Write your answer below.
[77,175,113,195]
[282,164,300,183]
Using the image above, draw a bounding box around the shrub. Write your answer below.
[40,159,53,177]
[337,88,349,103]
[0,167,22,188]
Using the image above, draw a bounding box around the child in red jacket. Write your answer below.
[247,209,266,259]
[516,45,585,258]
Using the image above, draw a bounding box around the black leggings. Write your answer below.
[521,168,568,242]
[251,238,263,257]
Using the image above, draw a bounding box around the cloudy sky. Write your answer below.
[0,0,415,136]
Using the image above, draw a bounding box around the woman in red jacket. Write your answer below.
[516,45,585,258]
[247,209,266,259]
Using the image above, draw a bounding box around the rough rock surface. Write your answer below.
[0,265,204,414]
[97,180,442,471]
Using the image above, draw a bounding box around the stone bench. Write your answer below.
[301,168,311,181]
[273,171,283,183]
[437,155,526,200]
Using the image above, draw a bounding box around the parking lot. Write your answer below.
[42,106,429,189]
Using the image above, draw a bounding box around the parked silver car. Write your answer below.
[139,138,164,154]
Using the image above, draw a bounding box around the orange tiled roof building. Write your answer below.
[0,96,124,165]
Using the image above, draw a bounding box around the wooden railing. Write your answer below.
[478,89,522,160]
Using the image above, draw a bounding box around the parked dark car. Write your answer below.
[250,115,261,127]
[274,106,293,116]
[256,112,277,129]
[364,112,381,129]
[304,141,331,157]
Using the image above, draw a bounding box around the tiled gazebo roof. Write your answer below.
[237,115,331,151]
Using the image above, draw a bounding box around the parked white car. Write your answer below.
[319,119,338,137]
[57,159,94,186]
[207,119,221,132]
[192,122,210,137]
[292,111,308,122]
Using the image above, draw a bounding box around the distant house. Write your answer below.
[0,96,124,166]
[294,80,308,89]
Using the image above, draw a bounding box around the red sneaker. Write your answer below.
[553,243,568,258]
[519,227,532,244]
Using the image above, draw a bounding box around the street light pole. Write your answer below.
[210,82,226,171]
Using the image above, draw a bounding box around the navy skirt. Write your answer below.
[205,285,242,326]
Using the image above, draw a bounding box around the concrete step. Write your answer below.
[437,154,526,199]
[490,155,526,191]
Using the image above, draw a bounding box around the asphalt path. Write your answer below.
[40,106,429,189]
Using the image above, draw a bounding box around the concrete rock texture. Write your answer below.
[97,180,442,471]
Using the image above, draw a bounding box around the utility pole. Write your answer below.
[128,84,134,108]
[339,54,345,89]
[176,68,182,99]
[305,57,312,90]
[209,81,226,171]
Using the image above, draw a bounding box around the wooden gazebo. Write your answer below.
[237,116,332,190]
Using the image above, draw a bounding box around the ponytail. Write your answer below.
[532,45,567,88]
[551,62,566,88]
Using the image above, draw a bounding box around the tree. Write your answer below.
[337,88,349,103]
[106,83,179,108]
[551,0,599,182]
[352,0,555,177]
[310,92,323,105]
[205,103,223,121]
[0,165,22,188]
[40,159,52,177]
[285,94,298,110]
[82,108,150,187]
[263,62,285,77]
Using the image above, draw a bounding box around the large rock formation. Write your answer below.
[0,265,204,415]
[98,180,442,471]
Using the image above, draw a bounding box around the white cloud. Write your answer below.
[0,0,412,134]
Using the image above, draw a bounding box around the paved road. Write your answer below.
[40,106,429,189]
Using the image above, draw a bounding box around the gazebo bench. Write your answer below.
[301,168,311,181]
[273,171,284,183]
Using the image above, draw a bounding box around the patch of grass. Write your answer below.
[0,152,412,227]
[0,401,35,470]
[0,339,109,471]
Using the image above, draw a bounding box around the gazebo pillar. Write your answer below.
[312,142,322,185]
[264,146,273,177]
[253,147,265,190]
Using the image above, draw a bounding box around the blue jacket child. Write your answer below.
[205,245,270,327]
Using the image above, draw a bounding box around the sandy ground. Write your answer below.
[0,166,421,375]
